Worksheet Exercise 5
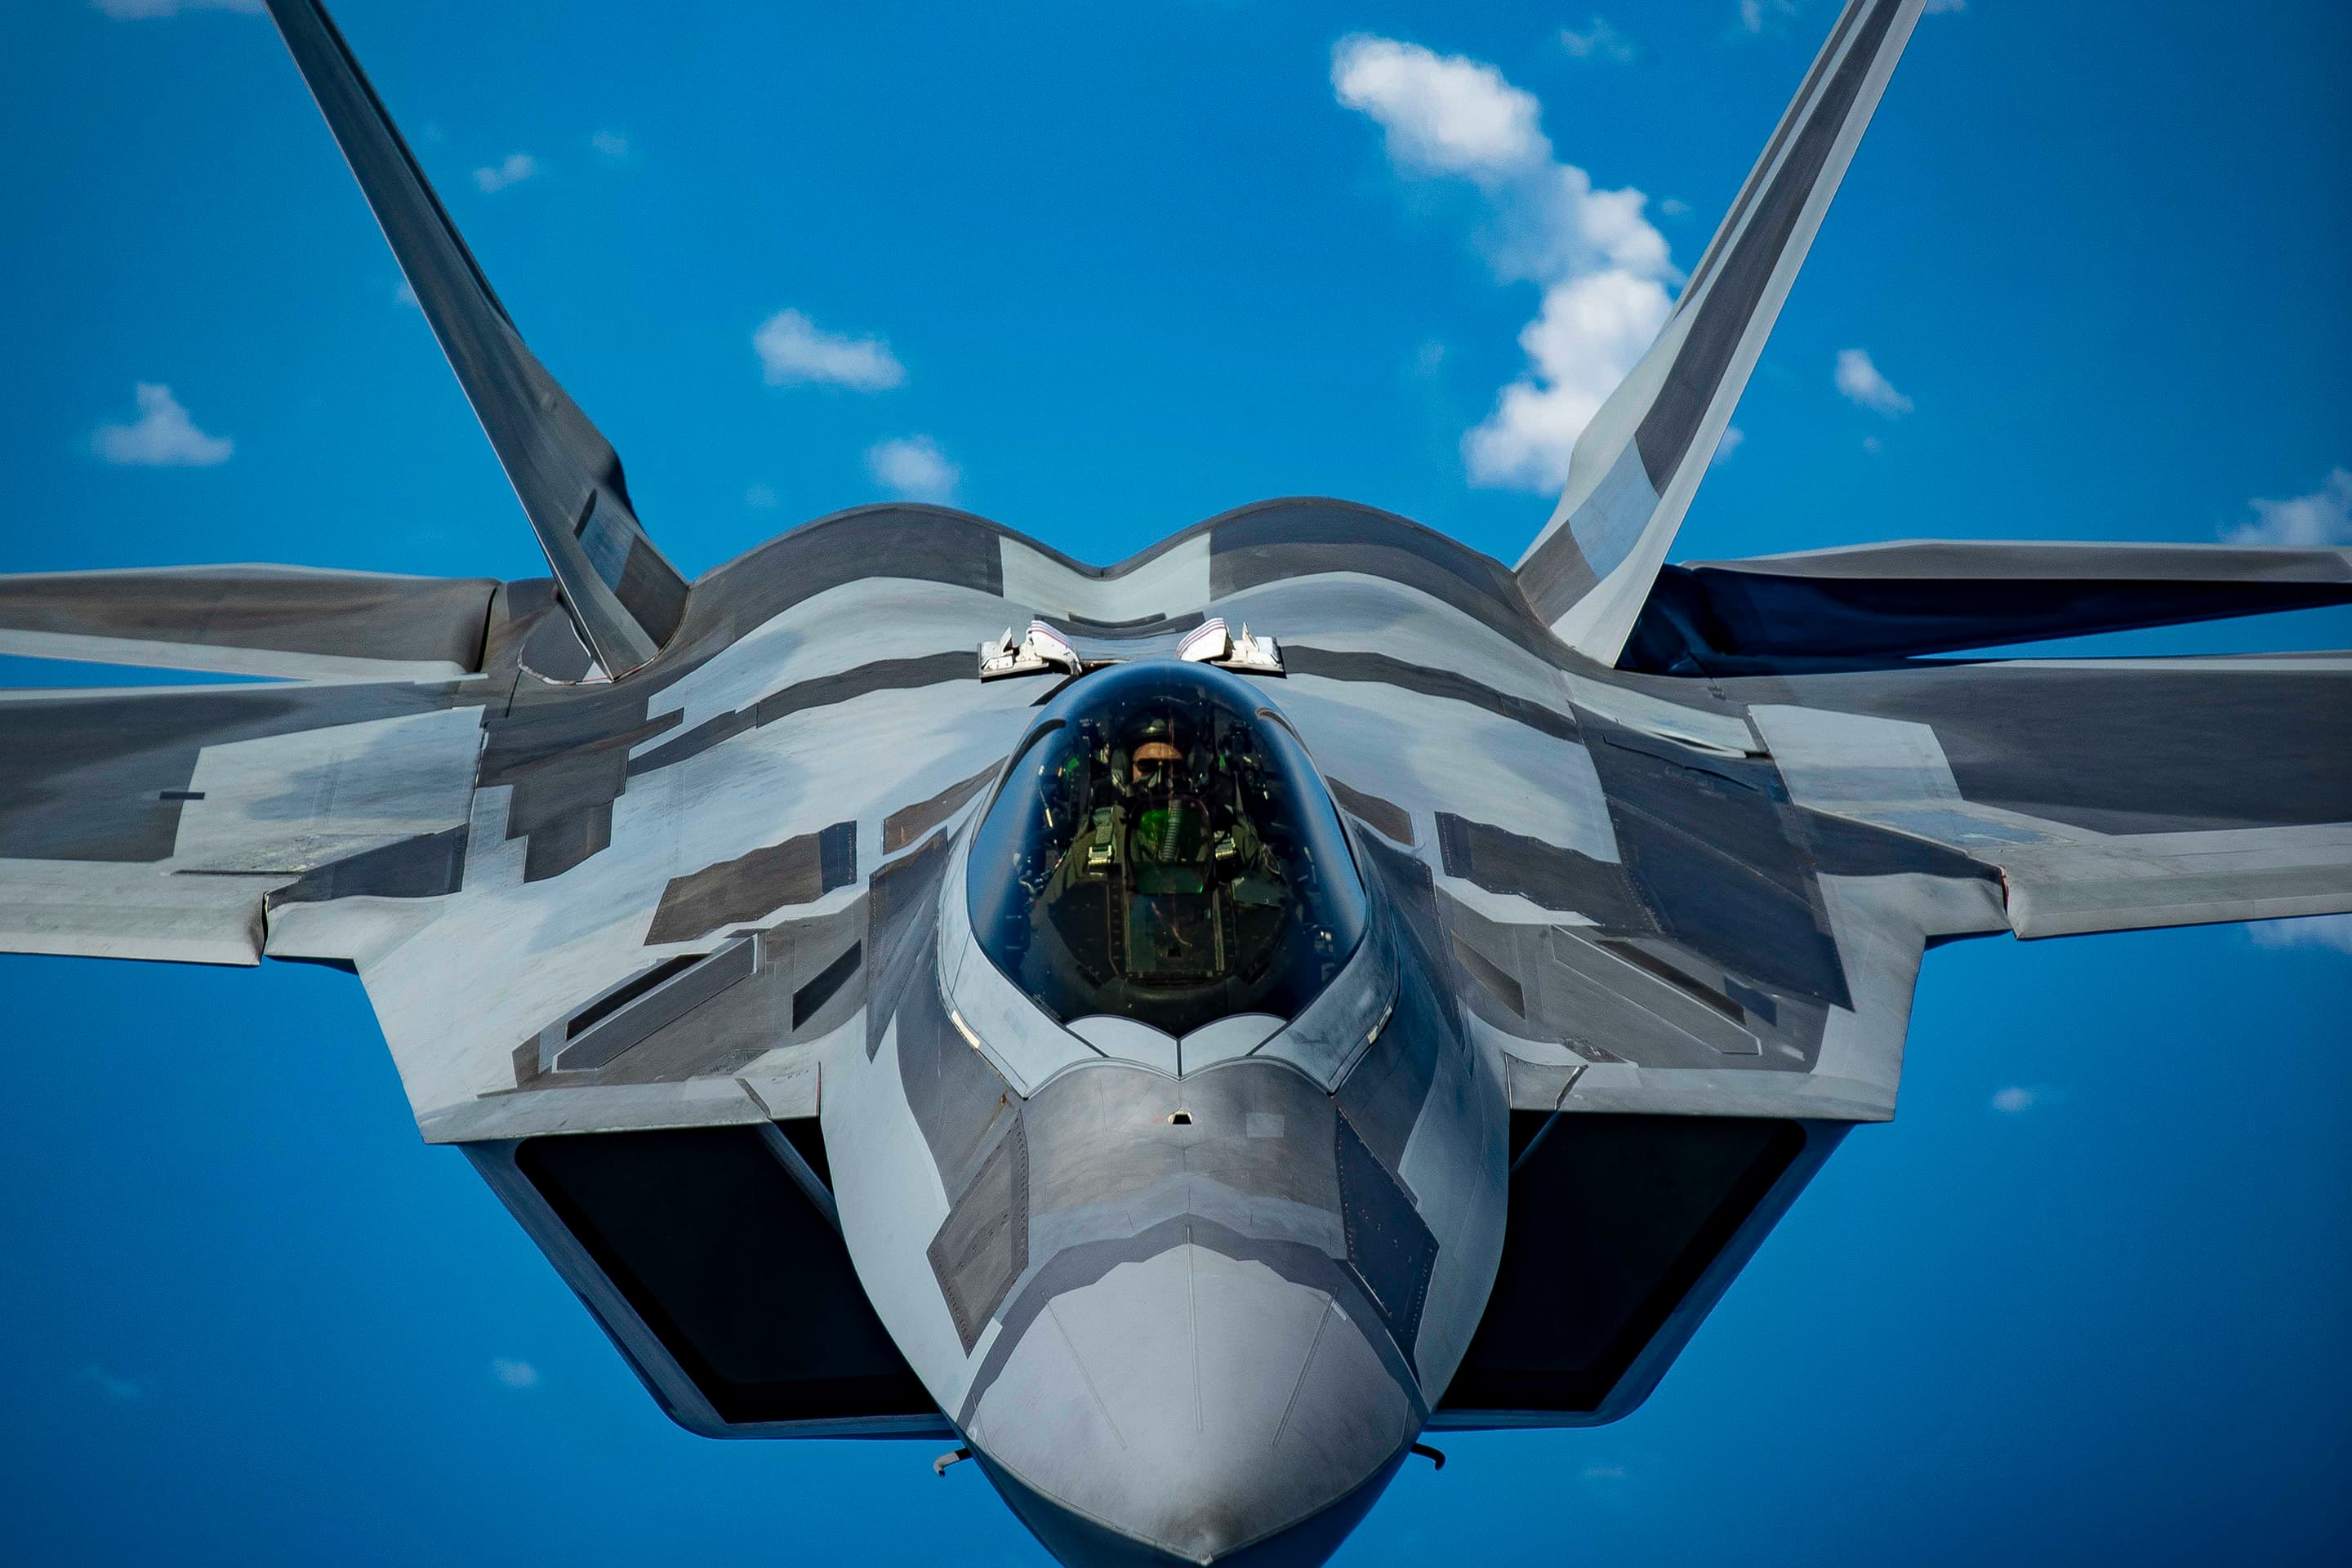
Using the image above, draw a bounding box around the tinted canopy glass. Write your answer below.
[967,662,1367,1039]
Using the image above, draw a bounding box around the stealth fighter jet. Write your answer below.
[7,2,2348,1563]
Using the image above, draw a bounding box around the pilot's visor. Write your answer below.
[967,662,1368,1040]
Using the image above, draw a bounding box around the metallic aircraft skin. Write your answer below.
[6,2,2350,1565]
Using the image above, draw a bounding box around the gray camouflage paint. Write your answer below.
[6,1,2351,1563]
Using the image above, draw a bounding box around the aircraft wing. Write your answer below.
[0,523,1042,1143]
[1735,653,2352,938]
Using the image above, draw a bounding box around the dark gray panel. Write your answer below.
[751,652,973,728]
[554,938,759,1072]
[1753,663,2352,835]
[624,710,753,777]
[1336,1113,1439,1369]
[881,767,996,854]
[644,820,857,945]
[271,826,469,906]
[0,567,497,670]
[791,941,862,1029]
[623,653,973,782]
[1339,839,1454,1177]
[1327,777,1414,846]
[1285,647,1580,742]
[0,680,470,863]
[1434,813,1650,930]
[926,1117,1031,1353]
[864,826,951,1058]
[1448,929,1526,1018]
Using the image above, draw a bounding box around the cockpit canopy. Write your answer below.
[967,662,1368,1040]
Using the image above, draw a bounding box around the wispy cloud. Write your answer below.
[865,436,959,502]
[490,1358,540,1389]
[393,278,418,308]
[2225,468,2352,547]
[2246,913,2352,954]
[91,383,233,467]
[1925,0,1968,14]
[1711,425,1746,466]
[744,481,779,510]
[82,1365,145,1401]
[473,153,539,194]
[1561,18,1637,64]
[753,309,906,391]
[1835,348,1913,416]
[91,0,261,18]
[1333,35,1676,493]
[1659,197,1690,217]
[589,130,630,160]
[1991,1084,2069,1115]
[1735,0,1799,36]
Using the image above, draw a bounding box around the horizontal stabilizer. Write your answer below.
[1746,653,2352,938]
[0,564,496,680]
[264,0,688,675]
[1517,0,1925,665]
[1624,540,2352,671]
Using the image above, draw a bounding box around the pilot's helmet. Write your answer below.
[1132,739,1181,777]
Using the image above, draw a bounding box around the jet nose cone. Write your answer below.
[964,1242,1417,1567]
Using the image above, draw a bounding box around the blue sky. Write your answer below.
[2,1,2348,1563]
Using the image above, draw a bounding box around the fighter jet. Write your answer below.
[7,2,2346,1563]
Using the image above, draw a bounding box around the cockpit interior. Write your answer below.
[966,662,1368,1040]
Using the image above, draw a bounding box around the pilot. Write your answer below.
[1128,735,1208,889]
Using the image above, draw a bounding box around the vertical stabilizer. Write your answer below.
[264,0,688,675]
[1516,0,1926,666]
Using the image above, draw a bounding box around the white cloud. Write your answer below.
[1736,1,1799,35]
[2246,913,2352,954]
[866,436,959,502]
[393,278,418,308]
[1834,348,1913,416]
[2225,468,2352,547]
[1925,0,1968,14]
[1334,37,1677,493]
[1561,17,1637,63]
[472,153,538,194]
[744,481,778,510]
[82,1365,145,1401]
[1711,425,1745,466]
[490,1358,540,1389]
[752,309,906,391]
[1332,37,1548,183]
[1465,270,1673,490]
[92,0,261,18]
[590,130,630,159]
[1659,197,1690,217]
[91,383,233,467]
[1862,434,1883,454]
[1989,1085,2037,1114]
